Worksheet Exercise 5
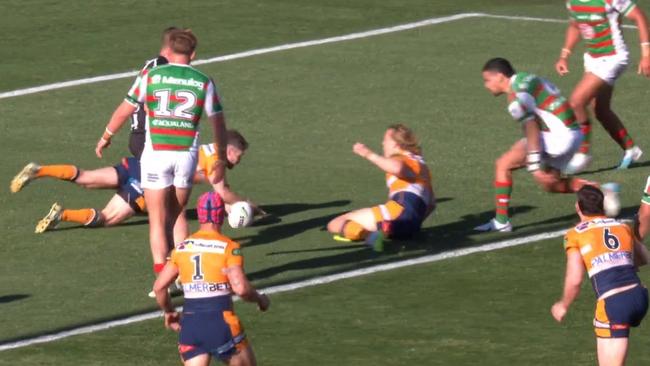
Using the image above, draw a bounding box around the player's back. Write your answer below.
[565,217,641,298]
[508,72,579,133]
[171,229,242,311]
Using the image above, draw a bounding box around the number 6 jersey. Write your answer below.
[564,216,641,298]
[125,63,223,152]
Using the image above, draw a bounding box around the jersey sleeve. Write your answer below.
[203,79,224,117]
[226,241,243,267]
[197,144,219,177]
[612,0,637,16]
[563,230,580,253]
[125,70,148,106]
[508,93,536,124]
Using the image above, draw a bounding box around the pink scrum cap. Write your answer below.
[197,191,225,226]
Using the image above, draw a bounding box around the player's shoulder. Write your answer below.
[179,230,237,253]
[200,143,218,155]
[511,72,538,93]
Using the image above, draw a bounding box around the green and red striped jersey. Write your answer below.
[126,63,223,151]
[507,72,579,134]
[567,0,637,58]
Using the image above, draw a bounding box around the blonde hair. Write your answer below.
[168,29,198,56]
[388,124,421,155]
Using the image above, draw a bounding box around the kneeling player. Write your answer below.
[551,185,649,366]
[153,191,269,366]
[327,124,435,252]
[475,58,617,232]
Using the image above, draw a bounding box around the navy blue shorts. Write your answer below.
[113,157,145,212]
[178,297,247,362]
[594,285,648,338]
[375,192,432,239]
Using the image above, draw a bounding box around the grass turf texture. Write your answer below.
[4,239,650,365]
[2,0,650,363]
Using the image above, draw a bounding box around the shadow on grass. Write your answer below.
[0,294,30,304]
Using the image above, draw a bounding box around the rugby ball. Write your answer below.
[228,201,253,228]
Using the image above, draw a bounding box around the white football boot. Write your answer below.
[565,153,592,175]
[10,162,40,193]
[601,183,621,218]
[474,218,513,233]
[618,146,643,170]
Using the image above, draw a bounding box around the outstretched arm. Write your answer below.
[352,143,410,177]
[551,250,585,322]
[626,6,650,76]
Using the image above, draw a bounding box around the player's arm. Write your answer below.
[556,20,580,75]
[204,80,228,184]
[551,249,585,322]
[522,119,544,175]
[96,72,144,158]
[634,239,650,267]
[210,177,263,214]
[352,143,411,177]
[225,265,270,311]
[625,6,650,76]
[152,262,181,331]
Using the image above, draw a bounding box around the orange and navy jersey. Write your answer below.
[385,151,434,209]
[564,216,641,298]
[170,229,243,300]
[196,143,220,179]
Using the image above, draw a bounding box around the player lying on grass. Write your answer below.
[327,124,435,252]
[153,191,269,366]
[475,57,619,233]
[551,185,649,366]
[556,0,650,173]
[10,130,259,233]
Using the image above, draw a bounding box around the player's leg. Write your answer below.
[34,203,102,233]
[144,187,171,274]
[597,337,628,366]
[170,186,192,245]
[100,194,137,226]
[73,167,120,189]
[10,162,79,193]
[327,208,378,241]
[474,139,526,232]
[228,344,257,366]
[183,354,211,366]
[593,85,642,169]
[565,72,604,173]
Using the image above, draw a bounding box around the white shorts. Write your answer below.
[583,53,628,86]
[542,131,582,171]
[140,148,198,189]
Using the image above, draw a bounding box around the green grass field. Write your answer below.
[2,0,650,364]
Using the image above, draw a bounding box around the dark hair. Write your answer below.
[161,26,180,46]
[227,129,249,150]
[577,185,605,216]
[482,58,516,77]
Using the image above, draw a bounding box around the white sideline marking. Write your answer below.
[0,228,566,351]
[0,12,483,100]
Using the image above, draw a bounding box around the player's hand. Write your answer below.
[353,143,372,158]
[164,311,181,332]
[551,302,568,323]
[555,58,569,76]
[257,293,270,312]
[95,138,111,158]
[209,160,227,185]
[638,56,650,77]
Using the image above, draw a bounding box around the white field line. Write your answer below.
[0,227,567,352]
[0,12,483,100]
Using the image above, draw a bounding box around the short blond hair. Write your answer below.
[168,29,198,56]
[388,124,421,155]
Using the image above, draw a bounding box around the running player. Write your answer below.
[10,131,253,233]
[475,58,617,233]
[327,124,435,252]
[551,185,649,366]
[153,191,269,366]
[96,29,228,277]
[556,0,650,172]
